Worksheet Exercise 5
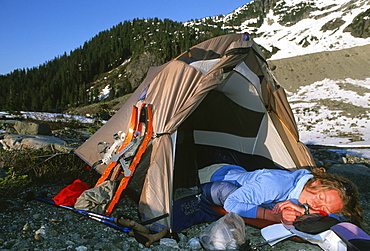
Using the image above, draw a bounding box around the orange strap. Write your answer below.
[104,104,153,216]
[94,106,138,187]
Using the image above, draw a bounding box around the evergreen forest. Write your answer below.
[0,18,234,112]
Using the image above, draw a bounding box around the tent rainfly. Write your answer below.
[75,33,316,233]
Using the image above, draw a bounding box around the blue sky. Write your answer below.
[0,0,252,75]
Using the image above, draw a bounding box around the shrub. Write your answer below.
[0,150,100,199]
[0,167,31,190]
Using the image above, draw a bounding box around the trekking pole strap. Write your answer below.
[141,213,170,226]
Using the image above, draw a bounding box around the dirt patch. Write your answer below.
[269,44,370,92]
[67,94,132,117]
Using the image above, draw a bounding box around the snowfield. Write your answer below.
[288,78,370,158]
[248,0,370,60]
[0,112,95,125]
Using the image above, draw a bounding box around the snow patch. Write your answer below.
[288,78,370,158]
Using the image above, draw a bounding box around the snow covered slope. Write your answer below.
[288,78,370,158]
[235,0,370,59]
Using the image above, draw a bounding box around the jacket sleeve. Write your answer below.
[223,180,286,218]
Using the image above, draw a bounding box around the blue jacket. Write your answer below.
[210,165,313,218]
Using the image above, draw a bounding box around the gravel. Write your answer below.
[1,149,370,251]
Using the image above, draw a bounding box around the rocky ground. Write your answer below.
[1,147,370,251]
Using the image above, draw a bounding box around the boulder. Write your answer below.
[14,121,51,135]
[327,164,370,194]
[0,119,18,134]
[0,134,76,152]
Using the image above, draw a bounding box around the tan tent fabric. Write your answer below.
[75,34,316,232]
[175,34,242,62]
[74,63,170,173]
[139,135,174,228]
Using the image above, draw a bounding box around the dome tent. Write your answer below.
[75,33,316,233]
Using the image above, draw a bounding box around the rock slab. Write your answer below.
[14,121,51,135]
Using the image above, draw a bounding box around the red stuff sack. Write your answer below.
[53,179,91,206]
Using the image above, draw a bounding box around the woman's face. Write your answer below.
[299,183,344,213]
[307,189,343,213]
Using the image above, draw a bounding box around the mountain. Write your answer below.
[190,0,370,59]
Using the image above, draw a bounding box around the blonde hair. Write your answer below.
[304,168,363,228]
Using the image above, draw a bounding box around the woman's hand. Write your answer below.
[273,201,304,224]
[280,208,302,224]
[273,200,304,214]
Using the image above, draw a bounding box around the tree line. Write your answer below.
[0,18,231,112]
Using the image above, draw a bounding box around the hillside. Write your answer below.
[269,43,370,92]
[268,44,370,157]
[67,43,369,116]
